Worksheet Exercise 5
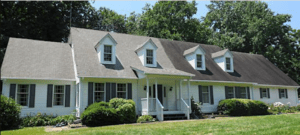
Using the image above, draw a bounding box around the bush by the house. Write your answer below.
[190,96,202,119]
[81,98,136,127]
[218,99,268,116]
[137,115,155,123]
[268,103,300,114]
[21,113,76,127]
[0,95,22,130]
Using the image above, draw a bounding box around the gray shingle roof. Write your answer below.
[160,39,299,86]
[211,49,230,58]
[1,38,75,80]
[183,45,200,56]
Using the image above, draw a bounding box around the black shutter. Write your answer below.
[127,83,132,99]
[153,85,156,98]
[285,89,288,98]
[111,83,116,98]
[9,84,16,100]
[65,85,71,107]
[235,87,239,98]
[260,88,263,98]
[210,86,214,105]
[88,82,93,106]
[198,85,202,104]
[267,88,270,98]
[225,86,229,99]
[29,84,36,108]
[278,89,281,99]
[47,84,53,107]
[106,83,111,102]
[164,87,166,97]
[149,86,151,97]
[247,87,250,99]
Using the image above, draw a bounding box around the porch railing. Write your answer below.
[181,98,190,120]
[141,98,156,113]
[156,98,164,121]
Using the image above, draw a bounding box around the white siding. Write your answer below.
[2,79,76,117]
[96,35,117,65]
[185,48,206,71]
[136,41,157,67]
[213,52,234,72]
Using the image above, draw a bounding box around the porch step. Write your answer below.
[164,114,187,121]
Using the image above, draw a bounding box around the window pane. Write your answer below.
[202,86,209,103]
[54,85,64,106]
[94,92,104,102]
[146,56,153,64]
[117,84,127,99]
[197,55,202,68]
[17,85,29,106]
[95,83,104,91]
[262,88,267,98]
[239,87,247,99]
[226,58,231,70]
[104,45,112,53]
[104,54,112,61]
[227,87,234,98]
[146,50,153,64]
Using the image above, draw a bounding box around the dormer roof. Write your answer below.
[94,33,118,48]
[135,38,158,53]
[183,45,206,56]
[211,49,233,58]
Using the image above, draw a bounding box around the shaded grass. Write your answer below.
[2,114,300,135]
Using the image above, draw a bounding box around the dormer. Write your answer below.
[135,39,158,67]
[211,49,234,72]
[94,33,117,65]
[183,45,206,71]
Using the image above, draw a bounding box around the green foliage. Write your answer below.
[0,95,22,130]
[81,98,136,127]
[190,96,202,118]
[268,104,300,114]
[137,115,154,123]
[218,99,268,116]
[21,113,76,127]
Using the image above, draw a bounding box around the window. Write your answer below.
[279,89,286,98]
[146,49,153,64]
[226,57,231,70]
[197,54,202,68]
[104,45,112,61]
[202,86,210,103]
[261,88,268,98]
[240,87,247,98]
[94,83,105,102]
[53,85,64,106]
[117,84,127,99]
[227,87,235,99]
[17,84,29,106]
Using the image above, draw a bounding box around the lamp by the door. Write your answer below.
[169,87,173,91]
[144,86,147,90]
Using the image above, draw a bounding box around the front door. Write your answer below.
[153,84,163,105]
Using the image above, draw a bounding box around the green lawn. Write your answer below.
[2,114,300,135]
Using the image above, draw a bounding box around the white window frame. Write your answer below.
[279,89,286,98]
[116,83,127,99]
[93,83,106,102]
[225,57,231,70]
[261,88,268,98]
[146,49,154,65]
[196,54,203,68]
[227,86,248,99]
[227,87,235,99]
[53,85,65,106]
[103,45,113,62]
[202,86,210,104]
[16,84,30,107]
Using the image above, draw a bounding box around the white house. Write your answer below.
[1,27,299,121]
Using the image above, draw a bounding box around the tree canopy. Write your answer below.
[0,1,299,84]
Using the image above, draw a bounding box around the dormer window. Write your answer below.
[196,54,203,68]
[183,45,206,71]
[226,57,231,70]
[94,33,117,65]
[135,39,158,67]
[104,45,112,61]
[212,49,234,72]
[146,49,154,64]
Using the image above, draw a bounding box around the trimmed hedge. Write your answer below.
[0,95,21,130]
[21,113,76,127]
[218,99,268,116]
[137,115,154,123]
[81,98,136,127]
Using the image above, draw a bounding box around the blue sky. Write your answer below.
[90,1,300,30]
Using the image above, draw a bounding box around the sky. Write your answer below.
[90,1,300,30]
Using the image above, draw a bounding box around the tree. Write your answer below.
[134,1,210,44]
[204,1,300,84]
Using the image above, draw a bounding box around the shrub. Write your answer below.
[109,98,136,123]
[218,99,268,116]
[0,95,22,130]
[191,96,202,119]
[21,113,76,127]
[137,115,154,123]
[296,105,300,111]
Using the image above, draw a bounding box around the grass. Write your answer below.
[2,114,300,135]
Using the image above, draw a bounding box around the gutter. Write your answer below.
[1,77,76,81]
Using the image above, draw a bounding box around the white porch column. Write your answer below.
[187,79,191,109]
[175,80,177,110]
[155,79,158,99]
[179,80,182,110]
[146,77,149,114]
